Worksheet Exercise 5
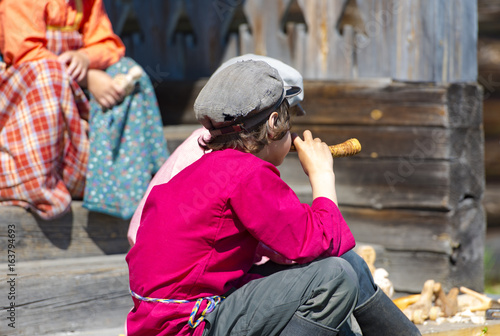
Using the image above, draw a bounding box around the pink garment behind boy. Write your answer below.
[128,127,207,245]
[127,127,292,265]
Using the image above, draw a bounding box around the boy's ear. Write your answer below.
[267,111,279,131]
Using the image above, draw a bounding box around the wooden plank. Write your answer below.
[280,155,483,211]
[155,80,482,128]
[484,182,500,226]
[290,125,483,161]
[296,0,349,79]
[392,0,477,83]
[447,200,486,291]
[298,81,449,127]
[432,0,447,83]
[184,0,236,78]
[242,0,292,64]
[478,38,500,89]
[479,68,500,183]
[0,202,130,263]
[341,206,460,255]
[485,136,500,180]
[356,215,481,293]
[381,216,484,292]
[300,81,482,128]
[0,255,130,336]
[103,0,132,36]
[341,24,356,79]
[342,203,484,293]
[355,0,397,78]
[155,80,205,125]
[221,33,240,63]
[290,23,307,75]
[351,200,484,293]
[110,0,478,82]
[131,0,185,79]
[337,158,482,210]
[381,250,454,293]
[419,321,500,336]
[483,98,500,136]
[457,0,478,83]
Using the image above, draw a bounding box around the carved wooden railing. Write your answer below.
[104,0,477,83]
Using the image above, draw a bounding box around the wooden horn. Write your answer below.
[290,138,362,158]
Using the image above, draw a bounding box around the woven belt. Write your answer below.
[130,289,223,328]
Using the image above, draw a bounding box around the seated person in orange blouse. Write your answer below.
[0,0,168,220]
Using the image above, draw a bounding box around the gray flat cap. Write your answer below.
[194,60,301,136]
[214,54,305,114]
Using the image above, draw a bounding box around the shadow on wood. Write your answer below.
[0,203,130,262]
[155,81,202,125]
[86,211,130,255]
[34,211,73,250]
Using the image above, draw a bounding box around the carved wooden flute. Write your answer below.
[290,138,362,157]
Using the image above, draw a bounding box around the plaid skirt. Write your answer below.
[1,29,168,219]
[0,59,90,219]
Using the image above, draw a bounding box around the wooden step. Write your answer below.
[1,254,130,336]
[0,202,130,263]
[419,320,500,335]
[49,327,125,336]
[2,253,500,336]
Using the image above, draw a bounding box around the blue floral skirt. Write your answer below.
[83,57,169,219]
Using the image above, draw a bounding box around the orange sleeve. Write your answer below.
[0,0,57,66]
[80,0,125,70]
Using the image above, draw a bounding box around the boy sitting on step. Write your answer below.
[126,60,420,336]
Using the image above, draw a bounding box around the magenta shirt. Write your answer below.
[126,149,355,336]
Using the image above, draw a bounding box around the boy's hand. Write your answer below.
[58,51,90,82]
[86,69,125,109]
[293,130,337,204]
[292,130,334,177]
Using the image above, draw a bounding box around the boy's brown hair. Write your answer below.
[194,60,300,154]
[200,99,290,154]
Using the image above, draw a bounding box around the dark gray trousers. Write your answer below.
[202,257,359,336]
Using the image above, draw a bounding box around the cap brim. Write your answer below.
[285,86,302,98]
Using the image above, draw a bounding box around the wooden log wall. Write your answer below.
[150,79,485,293]
[3,0,484,295]
[99,0,485,293]
[287,81,485,292]
[478,0,500,229]
[104,0,477,83]
[479,39,500,228]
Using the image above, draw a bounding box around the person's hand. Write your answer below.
[292,130,334,177]
[292,130,337,203]
[86,69,125,109]
[57,51,90,82]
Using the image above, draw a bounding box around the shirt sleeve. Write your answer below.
[0,0,58,65]
[79,0,125,69]
[230,162,355,263]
